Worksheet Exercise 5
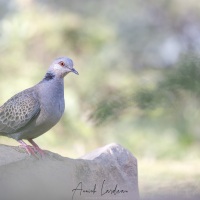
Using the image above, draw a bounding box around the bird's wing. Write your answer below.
[0,89,40,134]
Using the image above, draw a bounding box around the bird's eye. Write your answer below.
[59,61,65,67]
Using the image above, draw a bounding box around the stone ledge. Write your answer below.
[0,143,139,200]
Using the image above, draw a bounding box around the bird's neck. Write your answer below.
[43,72,55,81]
[38,73,65,105]
[39,72,64,91]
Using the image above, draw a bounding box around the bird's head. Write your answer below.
[47,57,79,79]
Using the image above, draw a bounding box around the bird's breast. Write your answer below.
[41,95,65,124]
[37,80,65,125]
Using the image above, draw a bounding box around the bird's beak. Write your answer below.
[71,68,79,75]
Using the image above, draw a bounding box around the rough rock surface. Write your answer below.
[0,143,139,200]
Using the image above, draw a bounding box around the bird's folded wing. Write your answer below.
[0,90,40,134]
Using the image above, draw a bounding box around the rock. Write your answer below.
[0,143,139,200]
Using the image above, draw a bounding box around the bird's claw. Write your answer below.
[19,144,35,155]
[18,140,45,157]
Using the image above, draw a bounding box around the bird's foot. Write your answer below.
[32,146,45,157]
[28,139,45,157]
[18,140,35,155]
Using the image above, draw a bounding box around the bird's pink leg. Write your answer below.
[28,139,45,156]
[18,140,35,155]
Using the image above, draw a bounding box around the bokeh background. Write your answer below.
[0,0,200,199]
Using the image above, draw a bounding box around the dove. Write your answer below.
[0,57,78,156]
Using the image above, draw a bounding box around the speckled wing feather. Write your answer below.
[0,88,40,134]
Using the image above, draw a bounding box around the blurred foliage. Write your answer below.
[0,0,200,160]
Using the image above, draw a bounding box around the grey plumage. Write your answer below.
[0,57,78,155]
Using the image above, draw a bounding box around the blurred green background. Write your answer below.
[0,0,200,198]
